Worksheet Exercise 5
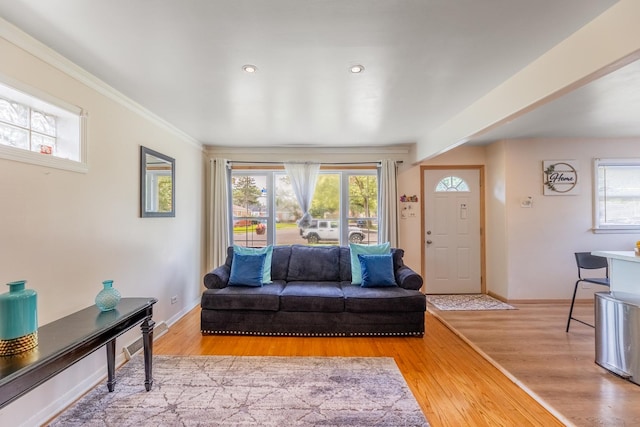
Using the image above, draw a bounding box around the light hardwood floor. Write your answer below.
[155,307,564,426]
[432,301,640,427]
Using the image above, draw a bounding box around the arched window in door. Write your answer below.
[435,176,470,192]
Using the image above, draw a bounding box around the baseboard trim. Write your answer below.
[122,297,200,360]
[25,355,121,426]
[487,291,591,305]
[507,299,588,305]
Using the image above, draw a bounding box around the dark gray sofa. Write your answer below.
[201,245,425,337]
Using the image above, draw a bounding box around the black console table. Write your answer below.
[0,297,157,409]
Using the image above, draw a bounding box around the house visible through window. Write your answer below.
[0,78,86,172]
[595,159,640,232]
[231,168,378,247]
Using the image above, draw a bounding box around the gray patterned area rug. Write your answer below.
[427,294,516,311]
[49,355,429,426]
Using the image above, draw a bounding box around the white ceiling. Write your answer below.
[1,0,634,153]
[471,58,640,144]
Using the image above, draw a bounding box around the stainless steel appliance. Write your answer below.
[595,291,640,386]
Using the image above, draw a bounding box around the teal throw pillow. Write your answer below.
[233,245,273,284]
[349,242,391,285]
[229,253,266,287]
[358,254,397,288]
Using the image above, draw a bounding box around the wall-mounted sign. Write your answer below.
[543,160,579,195]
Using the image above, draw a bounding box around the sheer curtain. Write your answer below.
[378,159,398,247]
[284,162,320,227]
[207,158,231,271]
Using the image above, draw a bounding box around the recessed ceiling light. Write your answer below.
[350,65,365,74]
[242,64,258,73]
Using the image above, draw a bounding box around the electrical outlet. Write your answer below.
[170,296,178,304]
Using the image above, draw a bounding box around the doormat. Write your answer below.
[427,294,516,311]
[48,355,429,426]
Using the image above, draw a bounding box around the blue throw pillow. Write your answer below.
[233,245,273,284]
[358,254,397,288]
[229,253,266,287]
[349,242,391,285]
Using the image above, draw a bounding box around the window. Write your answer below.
[348,174,378,243]
[435,176,470,192]
[232,174,269,247]
[594,159,640,232]
[0,77,86,172]
[1,97,57,153]
[231,168,378,247]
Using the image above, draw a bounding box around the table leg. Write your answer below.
[141,317,155,391]
[106,338,116,392]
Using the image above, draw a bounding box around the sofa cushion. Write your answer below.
[342,284,426,313]
[349,242,390,285]
[280,281,345,312]
[287,245,340,282]
[233,245,273,284]
[271,245,292,281]
[390,248,405,270]
[359,253,397,287]
[338,246,352,282]
[223,246,235,267]
[201,282,285,311]
[229,253,266,287]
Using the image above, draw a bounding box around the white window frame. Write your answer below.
[0,73,87,173]
[593,158,640,233]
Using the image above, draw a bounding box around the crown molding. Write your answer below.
[204,144,413,156]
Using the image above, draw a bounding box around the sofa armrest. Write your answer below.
[203,265,230,289]
[395,265,423,290]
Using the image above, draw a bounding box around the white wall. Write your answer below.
[0,34,203,425]
[396,162,422,271]
[496,138,640,300]
[484,141,509,298]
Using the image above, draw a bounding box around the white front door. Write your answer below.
[424,168,482,294]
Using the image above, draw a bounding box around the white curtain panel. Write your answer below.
[378,159,398,247]
[207,158,231,271]
[284,162,320,227]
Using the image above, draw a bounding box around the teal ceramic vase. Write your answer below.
[95,280,121,312]
[0,280,38,356]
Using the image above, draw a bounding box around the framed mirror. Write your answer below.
[140,146,175,217]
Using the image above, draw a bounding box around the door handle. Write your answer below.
[426,240,433,244]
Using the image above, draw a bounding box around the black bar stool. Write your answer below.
[566,252,610,332]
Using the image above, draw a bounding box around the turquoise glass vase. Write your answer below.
[95,280,121,312]
[0,280,38,355]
